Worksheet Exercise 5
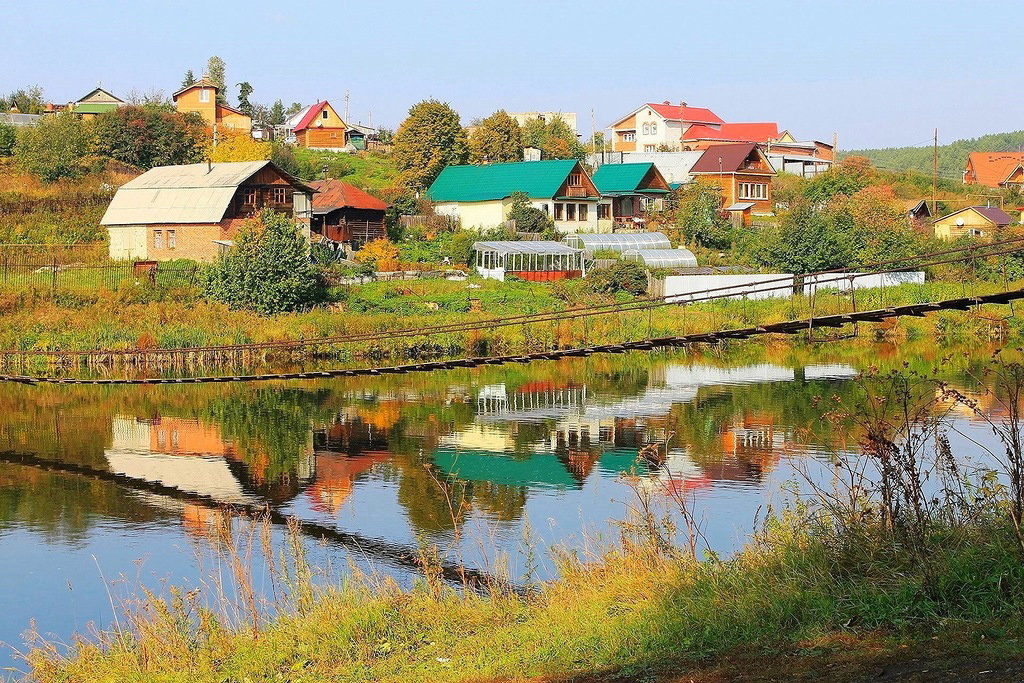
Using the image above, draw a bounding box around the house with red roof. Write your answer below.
[308,179,388,248]
[292,100,351,150]
[680,122,780,150]
[608,101,724,153]
[963,152,1024,189]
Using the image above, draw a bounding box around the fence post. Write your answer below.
[52,256,58,297]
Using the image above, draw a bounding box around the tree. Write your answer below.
[507,191,552,233]
[2,86,46,115]
[0,123,15,157]
[207,55,227,104]
[237,82,254,118]
[14,112,91,181]
[670,181,732,249]
[764,203,858,274]
[354,238,401,271]
[181,70,196,89]
[519,115,584,160]
[207,130,271,162]
[392,99,468,190]
[93,105,206,169]
[205,209,324,314]
[469,110,522,164]
[286,102,303,116]
[269,99,286,126]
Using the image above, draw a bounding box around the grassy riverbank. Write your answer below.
[22,503,1024,681]
[0,277,1020,364]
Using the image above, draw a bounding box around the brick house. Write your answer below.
[688,143,776,225]
[101,160,314,262]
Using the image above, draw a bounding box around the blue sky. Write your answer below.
[2,0,1021,149]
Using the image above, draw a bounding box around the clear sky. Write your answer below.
[2,0,1021,150]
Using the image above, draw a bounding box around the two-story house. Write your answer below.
[688,143,776,225]
[427,159,602,233]
[608,101,724,153]
[101,160,313,261]
[172,76,252,134]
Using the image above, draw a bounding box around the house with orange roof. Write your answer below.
[963,152,1024,189]
[172,76,251,134]
[608,100,724,153]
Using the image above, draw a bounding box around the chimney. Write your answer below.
[662,100,670,105]
[679,100,687,108]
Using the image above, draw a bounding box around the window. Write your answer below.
[738,182,768,200]
[568,173,582,186]
[245,188,258,205]
[199,89,210,103]
[578,204,588,221]
[650,122,657,135]
[622,132,635,142]
[273,187,288,204]
[597,204,610,220]
[167,230,176,249]
[154,230,163,249]
[644,145,656,153]
[566,203,576,221]
[541,203,549,215]
[554,203,564,220]
[322,109,329,119]
[642,123,650,135]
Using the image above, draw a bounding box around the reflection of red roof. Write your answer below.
[293,101,328,133]
[309,179,388,211]
[647,102,723,125]
[683,123,778,143]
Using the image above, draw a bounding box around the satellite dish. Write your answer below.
[956,218,965,226]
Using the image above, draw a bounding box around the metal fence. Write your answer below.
[0,245,202,295]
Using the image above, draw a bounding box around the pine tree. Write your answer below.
[206,56,227,105]
[181,69,196,89]
[237,82,254,118]
[269,99,286,126]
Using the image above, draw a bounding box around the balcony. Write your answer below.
[562,186,589,198]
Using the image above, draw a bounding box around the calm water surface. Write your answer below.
[0,343,1008,671]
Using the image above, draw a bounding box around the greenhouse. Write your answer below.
[562,231,671,254]
[472,241,586,281]
[622,248,699,269]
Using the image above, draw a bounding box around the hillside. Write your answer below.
[843,130,1024,179]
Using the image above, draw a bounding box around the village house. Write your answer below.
[963,152,1024,189]
[591,162,672,231]
[933,206,1013,241]
[688,143,776,225]
[172,76,252,134]
[308,179,388,249]
[44,87,126,119]
[679,122,780,150]
[291,101,349,150]
[101,160,313,262]
[427,159,602,233]
[608,101,724,153]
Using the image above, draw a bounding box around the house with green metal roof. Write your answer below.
[426,159,603,233]
[591,162,671,230]
[68,87,125,119]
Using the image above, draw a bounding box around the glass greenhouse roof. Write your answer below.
[562,232,671,252]
[472,241,582,256]
[622,248,699,268]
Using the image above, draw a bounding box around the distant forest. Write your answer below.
[842,131,1024,180]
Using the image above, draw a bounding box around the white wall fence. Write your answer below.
[654,270,927,303]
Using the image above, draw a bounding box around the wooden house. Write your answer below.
[101,160,313,262]
[68,87,125,119]
[172,76,252,134]
[427,160,602,233]
[292,101,350,150]
[688,143,776,225]
[963,152,1024,189]
[308,179,388,248]
[933,206,1013,241]
[591,162,672,230]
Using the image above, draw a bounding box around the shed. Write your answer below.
[562,231,671,255]
[472,241,586,281]
[308,179,388,248]
[622,248,698,268]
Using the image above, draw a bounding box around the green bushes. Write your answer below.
[14,112,92,181]
[0,123,14,157]
[205,209,325,315]
[587,261,648,296]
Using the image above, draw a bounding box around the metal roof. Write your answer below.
[472,241,582,256]
[0,113,40,127]
[725,202,756,211]
[73,102,120,115]
[592,163,656,194]
[622,248,698,268]
[427,160,581,202]
[562,232,671,252]
[101,161,311,226]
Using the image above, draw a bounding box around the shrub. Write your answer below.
[354,238,401,272]
[92,105,205,169]
[507,191,553,233]
[15,112,91,181]
[0,123,15,157]
[587,261,648,296]
[205,209,324,314]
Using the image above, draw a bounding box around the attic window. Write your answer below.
[322,109,328,119]
[568,173,582,187]
[199,89,210,103]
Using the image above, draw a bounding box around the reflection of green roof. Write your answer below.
[592,163,658,194]
[432,447,648,490]
[426,160,579,202]
[74,102,119,115]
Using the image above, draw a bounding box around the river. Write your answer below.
[0,340,1010,673]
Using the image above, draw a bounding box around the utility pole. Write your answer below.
[932,128,938,216]
[832,132,838,162]
[344,90,350,123]
[591,108,596,164]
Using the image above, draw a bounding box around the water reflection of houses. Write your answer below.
[308,414,391,513]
